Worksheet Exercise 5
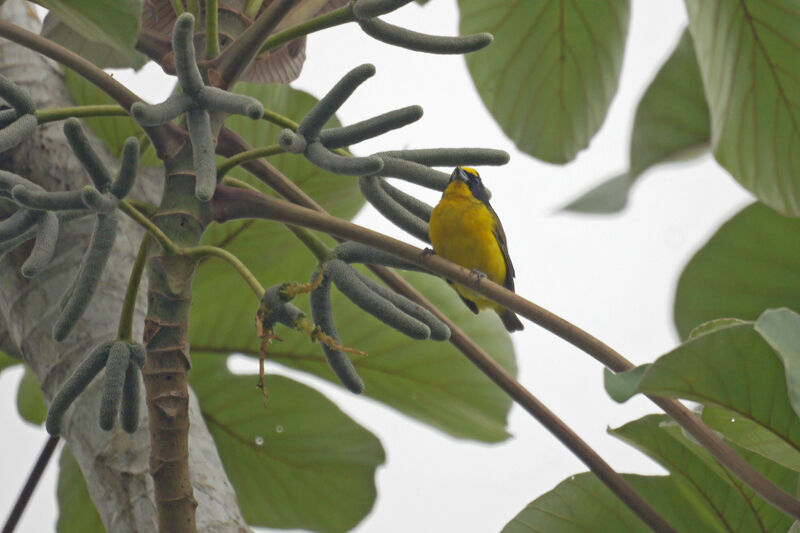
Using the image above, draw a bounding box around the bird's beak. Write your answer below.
[451,167,469,183]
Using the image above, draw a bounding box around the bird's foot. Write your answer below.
[420,247,436,258]
[470,269,487,282]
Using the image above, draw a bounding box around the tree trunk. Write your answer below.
[0,2,249,531]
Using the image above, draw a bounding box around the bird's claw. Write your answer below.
[470,269,487,282]
[420,247,436,258]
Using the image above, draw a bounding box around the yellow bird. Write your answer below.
[429,166,524,332]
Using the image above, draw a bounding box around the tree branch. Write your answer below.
[1,436,59,533]
[211,183,800,520]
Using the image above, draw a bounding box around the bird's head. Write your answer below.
[447,166,489,203]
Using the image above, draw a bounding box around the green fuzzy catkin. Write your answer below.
[359,18,493,54]
[53,211,119,341]
[325,259,431,339]
[378,178,432,220]
[351,268,449,341]
[378,148,510,168]
[0,209,42,240]
[374,156,449,190]
[99,341,130,431]
[120,359,141,433]
[64,119,112,190]
[128,342,146,368]
[277,303,305,327]
[173,13,205,95]
[0,113,37,153]
[352,0,413,19]
[81,186,119,212]
[0,108,18,128]
[0,169,38,199]
[333,241,427,272]
[260,285,306,330]
[21,212,59,278]
[298,64,377,137]
[309,275,365,394]
[278,129,307,154]
[0,74,35,115]
[0,224,36,257]
[45,340,115,435]
[319,105,424,149]
[110,137,139,200]
[359,176,430,242]
[197,87,264,120]
[187,108,217,201]
[305,141,384,176]
[319,105,423,149]
[1,210,87,260]
[130,94,193,127]
[11,185,87,211]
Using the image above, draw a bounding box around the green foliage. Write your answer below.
[611,415,795,532]
[602,364,649,403]
[190,353,384,533]
[503,473,712,533]
[41,13,146,70]
[605,315,800,471]
[674,203,800,339]
[0,349,19,374]
[31,0,142,63]
[701,405,800,472]
[56,447,104,533]
[565,28,710,213]
[504,414,796,532]
[686,0,800,216]
[17,366,47,426]
[459,0,630,164]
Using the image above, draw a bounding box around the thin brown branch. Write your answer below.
[212,185,680,530]
[210,183,800,520]
[2,436,59,533]
[0,18,183,158]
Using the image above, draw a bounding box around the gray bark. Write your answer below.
[0,2,249,531]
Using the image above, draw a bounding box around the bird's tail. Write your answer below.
[499,309,524,332]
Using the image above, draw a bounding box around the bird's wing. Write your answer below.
[489,205,516,292]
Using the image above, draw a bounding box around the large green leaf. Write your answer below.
[42,13,147,70]
[32,0,142,60]
[190,353,384,533]
[16,366,46,426]
[636,323,800,459]
[565,28,710,213]
[0,349,19,375]
[685,0,800,216]
[702,405,800,472]
[502,472,712,533]
[459,0,630,164]
[192,83,516,442]
[756,308,800,419]
[674,202,800,339]
[56,446,104,533]
[63,69,159,164]
[505,412,797,532]
[610,414,794,532]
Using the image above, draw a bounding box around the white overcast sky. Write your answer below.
[1,1,753,532]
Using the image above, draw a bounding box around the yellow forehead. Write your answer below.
[461,166,479,177]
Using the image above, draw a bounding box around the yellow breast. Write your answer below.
[429,181,506,309]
